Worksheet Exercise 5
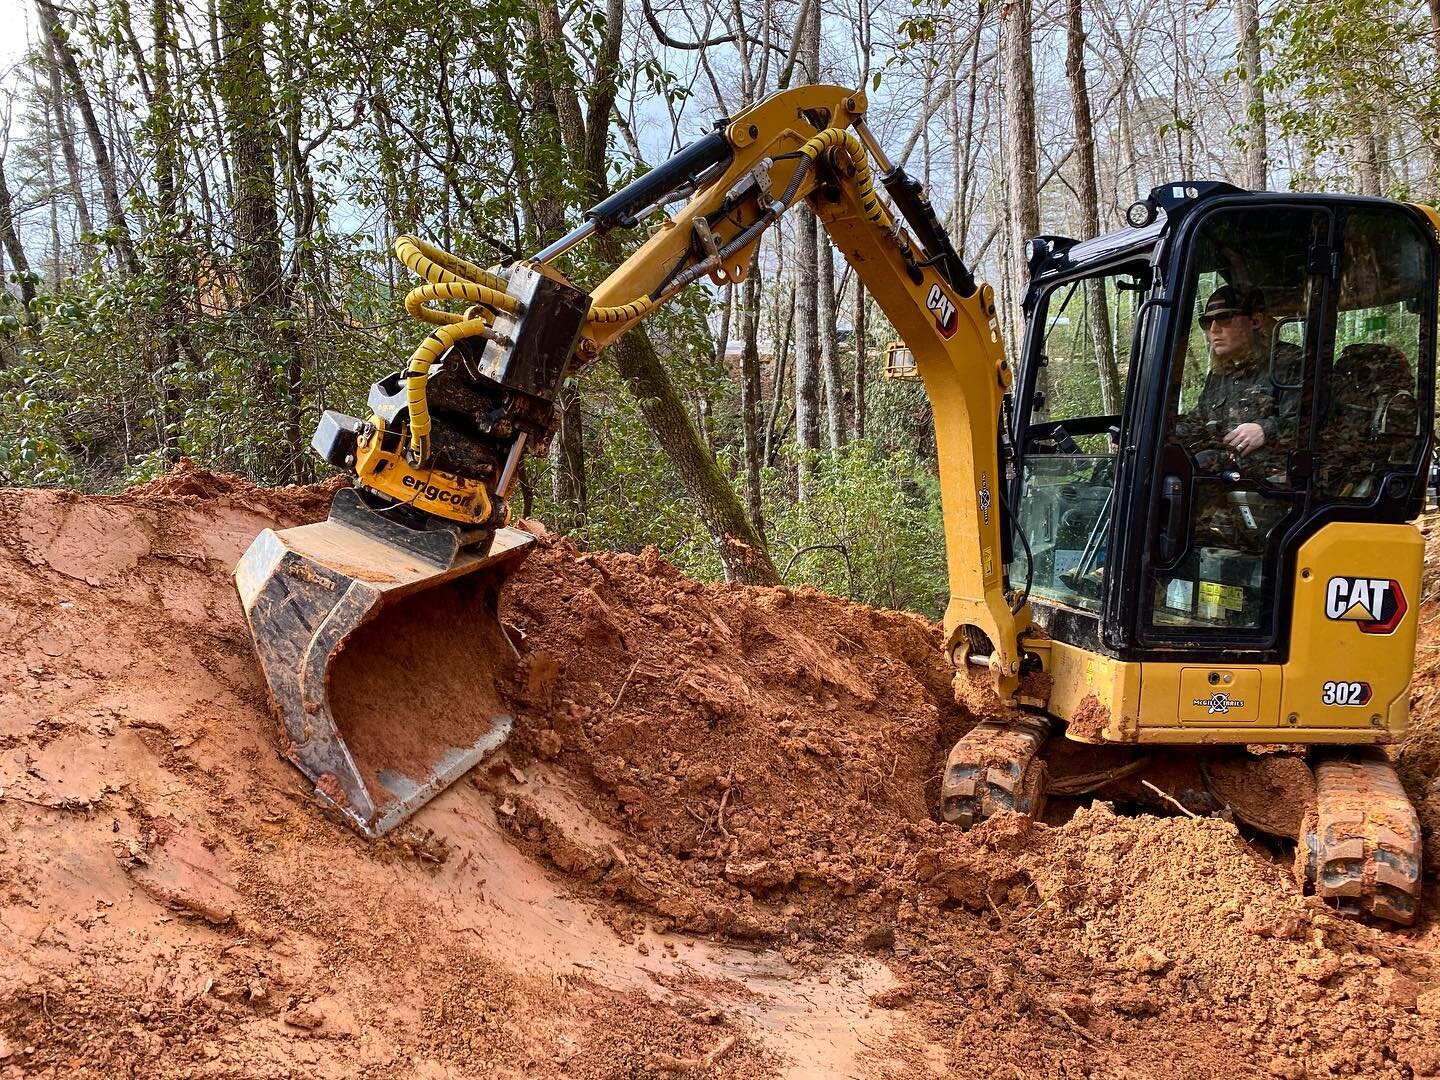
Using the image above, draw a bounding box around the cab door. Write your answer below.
[1008,256,1152,646]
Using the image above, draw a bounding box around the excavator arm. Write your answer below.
[569,85,1029,697]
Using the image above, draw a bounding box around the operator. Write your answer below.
[1186,285,1294,467]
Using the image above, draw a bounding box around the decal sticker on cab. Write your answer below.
[1324,576,1406,635]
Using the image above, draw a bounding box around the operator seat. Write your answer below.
[1322,342,1417,497]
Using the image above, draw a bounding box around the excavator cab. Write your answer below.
[989,183,1437,922]
[1008,183,1434,679]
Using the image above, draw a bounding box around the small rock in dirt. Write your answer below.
[0,1036,12,1061]
[723,858,794,891]
[1242,905,1305,940]
[1128,946,1172,974]
[282,1005,323,1030]
[535,730,563,759]
[1266,1056,1305,1079]
[1295,956,1340,982]
[1418,987,1440,1018]
[868,985,914,1010]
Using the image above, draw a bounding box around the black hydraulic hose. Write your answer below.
[999,484,1034,615]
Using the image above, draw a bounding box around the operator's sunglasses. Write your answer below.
[1199,311,1246,329]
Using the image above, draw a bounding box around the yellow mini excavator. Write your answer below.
[236,85,1437,923]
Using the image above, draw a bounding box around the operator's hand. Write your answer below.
[1223,422,1266,456]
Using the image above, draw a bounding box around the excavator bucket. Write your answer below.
[234,488,535,837]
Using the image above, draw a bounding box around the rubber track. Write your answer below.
[1300,752,1422,925]
[940,714,1051,830]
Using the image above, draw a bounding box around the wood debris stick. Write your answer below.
[984,890,1005,924]
[650,1034,739,1073]
[1046,1001,1095,1044]
[610,660,641,714]
[715,764,736,839]
[1140,779,1198,818]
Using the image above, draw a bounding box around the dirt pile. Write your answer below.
[2,466,1440,1078]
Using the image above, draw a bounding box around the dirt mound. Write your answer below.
[3,468,1440,1078]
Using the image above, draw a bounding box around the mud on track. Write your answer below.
[4,464,1440,1078]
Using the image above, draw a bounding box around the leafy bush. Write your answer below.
[765,441,948,617]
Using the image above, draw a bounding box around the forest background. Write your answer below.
[0,0,1430,614]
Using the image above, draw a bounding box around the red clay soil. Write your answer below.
[3,464,1440,1078]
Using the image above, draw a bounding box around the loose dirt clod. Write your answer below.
[3,465,1440,1079]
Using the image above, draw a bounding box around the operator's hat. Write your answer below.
[1200,284,1264,322]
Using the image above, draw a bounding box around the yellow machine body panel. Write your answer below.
[1036,522,1421,745]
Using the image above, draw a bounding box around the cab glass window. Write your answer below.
[1146,207,1323,635]
[1010,262,1149,613]
[1317,209,1430,498]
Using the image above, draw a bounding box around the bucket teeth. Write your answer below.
[941,714,1051,829]
[235,503,534,837]
[1299,751,1422,926]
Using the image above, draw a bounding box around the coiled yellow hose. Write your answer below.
[393,235,520,463]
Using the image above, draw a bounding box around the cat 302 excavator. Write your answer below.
[235,84,1437,923]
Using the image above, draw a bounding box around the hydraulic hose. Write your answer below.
[392,235,520,463]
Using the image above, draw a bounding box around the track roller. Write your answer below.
[940,714,1052,829]
[1298,750,1422,926]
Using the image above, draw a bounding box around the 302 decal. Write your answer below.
[1321,680,1372,706]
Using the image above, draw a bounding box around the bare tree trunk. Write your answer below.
[41,37,93,250]
[794,208,821,488]
[609,330,780,584]
[549,385,588,529]
[1354,117,1382,196]
[853,280,867,440]
[530,0,624,530]
[764,284,795,468]
[35,0,138,275]
[740,270,765,539]
[1002,0,1040,392]
[0,158,35,307]
[149,0,182,463]
[41,99,62,285]
[818,243,845,450]
[1425,0,1440,197]
[1232,0,1267,189]
[714,284,734,370]
[792,0,822,496]
[1066,0,1121,414]
[217,0,292,475]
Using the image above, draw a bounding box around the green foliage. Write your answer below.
[0,232,398,490]
[766,442,948,617]
[1260,0,1438,195]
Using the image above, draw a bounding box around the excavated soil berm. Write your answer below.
[2,464,1440,1078]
